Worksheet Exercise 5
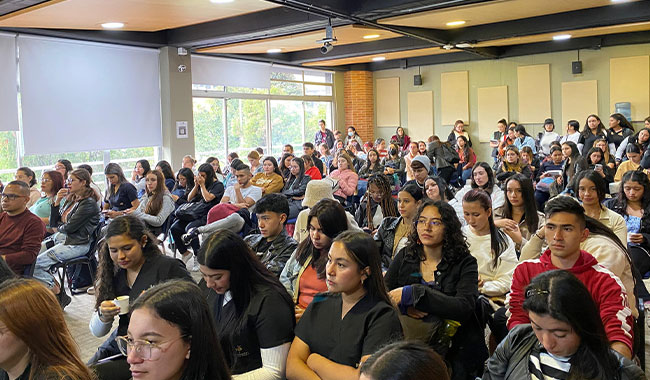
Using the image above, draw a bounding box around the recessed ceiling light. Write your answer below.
[553,34,572,41]
[101,22,124,29]
[210,0,234,3]
[611,0,631,3]
[267,48,282,53]
[446,20,466,27]
[372,57,386,62]
[363,34,380,39]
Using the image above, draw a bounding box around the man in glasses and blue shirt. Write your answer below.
[0,180,46,274]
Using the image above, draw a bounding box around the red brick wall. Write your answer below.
[343,71,374,144]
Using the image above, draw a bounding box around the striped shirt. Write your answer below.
[529,349,571,380]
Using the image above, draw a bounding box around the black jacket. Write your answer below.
[50,197,100,245]
[358,163,384,179]
[282,175,310,198]
[482,324,645,380]
[372,216,401,268]
[244,230,297,277]
[495,164,532,183]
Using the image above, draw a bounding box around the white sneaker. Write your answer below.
[181,252,192,264]
[192,257,200,272]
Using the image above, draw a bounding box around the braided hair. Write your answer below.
[366,174,399,230]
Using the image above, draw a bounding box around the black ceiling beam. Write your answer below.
[0,0,50,17]
[0,27,167,47]
[366,50,485,70]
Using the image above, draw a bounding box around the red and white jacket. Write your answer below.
[506,249,634,352]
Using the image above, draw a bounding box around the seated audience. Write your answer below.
[417,141,427,156]
[223,158,244,188]
[448,120,472,148]
[130,159,151,198]
[456,136,476,186]
[103,163,140,218]
[494,174,544,253]
[495,145,532,184]
[533,146,564,209]
[358,149,384,180]
[551,141,588,197]
[0,278,96,380]
[329,153,359,204]
[302,142,324,175]
[155,160,177,192]
[88,216,191,375]
[14,167,40,207]
[385,199,487,379]
[424,176,449,202]
[608,113,635,153]
[29,170,64,227]
[490,119,508,164]
[616,127,649,162]
[462,189,517,297]
[574,170,627,243]
[382,143,406,184]
[537,118,560,156]
[404,142,419,182]
[484,270,643,380]
[375,138,388,160]
[513,125,536,154]
[33,169,100,307]
[507,196,634,358]
[426,136,456,185]
[519,146,539,180]
[302,154,322,180]
[360,341,450,380]
[169,163,224,269]
[77,164,103,208]
[355,174,398,233]
[318,143,333,175]
[284,144,294,155]
[286,231,403,380]
[279,153,295,182]
[198,230,294,379]
[281,199,348,321]
[181,154,197,171]
[283,157,311,219]
[390,126,411,152]
[0,181,46,274]
[403,155,430,191]
[615,143,644,182]
[244,194,297,276]
[248,150,263,175]
[451,162,505,221]
[585,146,614,184]
[497,127,516,160]
[251,156,285,195]
[206,156,225,183]
[129,170,175,234]
[559,119,581,147]
[293,180,361,243]
[55,159,73,180]
[123,280,231,380]
[171,167,194,203]
[595,137,616,170]
[374,183,424,268]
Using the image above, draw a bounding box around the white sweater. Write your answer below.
[462,225,517,297]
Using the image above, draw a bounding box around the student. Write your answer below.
[513,125,536,154]
[29,170,64,227]
[358,149,384,180]
[33,168,100,307]
[205,156,225,183]
[456,135,476,185]
[286,231,403,380]
[0,278,96,380]
[484,270,643,380]
[608,112,635,152]
[244,194,298,276]
[385,199,487,379]
[447,119,472,148]
[251,156,285,195]
[617,127,650,163]
[506,196,634,359]
[494,174,544,253]
[54,159,73,180]
[375,138,388,160]
[489,119,508,163]
[360,341,450,380]
[279,153,295,181]
[417,140,427,156]
[130,159,151,198]
[223,158,245,188]
[533,146,564,208]
[574,170,626,243]
[247,150,263,175]
[355,174,398,233]
[519,146,538,179]
[559,119,581,147]
[374,183,424,268]
[155,160,177,192]
[578,114,608,157]
[198,230,295,379]
[88,215,191,374]
[497,127,516,161]
[301,154,322,180]
[451,162,505,221]
[302,142,324,175]
[595,137,616,170]
[403,155,431,191]
[318,144,333,175]
[280,199,348,321]
[537,118,559,156]
[552,141,588,196]
[314,119,336,149]
[382,143,406,184]
[181,155,197,171]
[14,167,40,207]
[0,181,46,274]
[404,142,419,181]
[329,153,359,204]
[129,170,175,234]
[426,136,457,185]
[104,163,140,218]
[78,164,104,208]
[283,157,311,219]
[424,176,448,202]
[344,126,363,147]
[170,167,194,203]
[124,280,232,380]
[615,143,644,182]
[390,126,411,152]
[462,189,517,297]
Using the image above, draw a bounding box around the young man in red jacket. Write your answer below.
[506,196,634,358]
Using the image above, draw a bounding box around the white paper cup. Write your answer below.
[114,296,130,315]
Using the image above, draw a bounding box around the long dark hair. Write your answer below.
[95,215,161,309]
[582,114,606,137]
[104,162,128,197]
[17,167,37,187]
[523,270,619,379]
[503,174,539,234]
[406,199,470,263]
[365,148,380,169]
[333,231,392,306]
[263,156,283,178]
[456,135,470,161]
[631,127,650,150]
[65,168,99,208]
[586,147,606,166]
[296,199,348,278]
[471,162,496,193]
[463,189,508,269]
[573,170,606,207]
[197,163,217,189]
[365,175,399,230]
[609,169,650,222]
[144,170,166,216]
[279,153,294,179]
[360,341,450,380]
[514,124,530,138]
[155,160,175,181]
[284,157,306,191]
[174,167,195,193]
[197,230,292,329]
[610,113,634,131]
[205,157,223,175]
[130,280,231,380]
[135,159,151,178]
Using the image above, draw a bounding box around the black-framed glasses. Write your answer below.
[1,193,24,200]
[115,335,188,361]
[416,218,443,229]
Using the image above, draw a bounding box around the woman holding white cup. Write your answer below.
[88,215,192,377]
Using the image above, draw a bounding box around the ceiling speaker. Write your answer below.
[414,74,422,86]
[572,61,583,74]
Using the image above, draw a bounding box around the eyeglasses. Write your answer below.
[0,193,24,200]
[115,335,188,361]
[416,218,443,229]
[41,178,52,183]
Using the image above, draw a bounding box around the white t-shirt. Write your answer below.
[462,225,517,297]
[223,184,263,211]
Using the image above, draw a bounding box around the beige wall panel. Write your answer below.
[376,77,401,126]
[561,80,598,127]
[407,90,434,140]
[517,64,551,123]
[610,55,650,121]
[477,86,508,142]
[441,70,469,125]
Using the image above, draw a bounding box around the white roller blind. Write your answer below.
[18,35,162,155]
[0,33,19,131]
[191,55,271,89]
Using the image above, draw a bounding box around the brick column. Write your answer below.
[343,71,374,144]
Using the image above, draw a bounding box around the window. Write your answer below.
[193,98,226,163]
[304,102,333,145]
[271,100,304,157]
[227,98,268,158]
[0,131,18,184]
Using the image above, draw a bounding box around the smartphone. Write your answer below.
[595,164,603,171]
